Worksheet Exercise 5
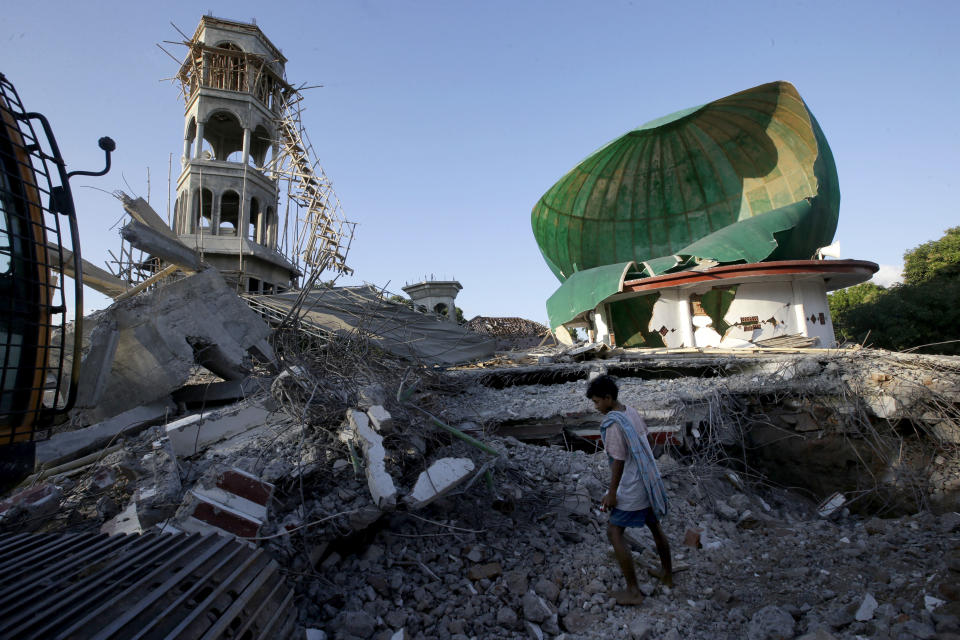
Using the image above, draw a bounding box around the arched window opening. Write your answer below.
[219,191,240,236]
[265,206,275,249]
[185,117,197,161]
[434,303,449,318]
[195,188,213,232]
[209,43,246,92]
[173,196,181,233]
[249,125,272,169]
[248,198,261,242]
[204,110,243,161]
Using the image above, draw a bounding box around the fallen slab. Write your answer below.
[166,401,272,457]
[120,219,202,272]
[171,377,266,408]
[70,268,276,425]
[404,457,475,510]
[36,400,174,467]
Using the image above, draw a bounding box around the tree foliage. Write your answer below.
[829,227,960,355]
[902,226,960,284]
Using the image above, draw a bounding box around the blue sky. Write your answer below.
[4,0,957,324]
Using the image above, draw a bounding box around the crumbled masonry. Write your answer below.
[4,278,960,639]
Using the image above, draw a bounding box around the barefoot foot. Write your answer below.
[646,566,674,588]
[610,589,645,606]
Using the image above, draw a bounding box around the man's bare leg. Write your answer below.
[644,518,673,587]
[607,523,644,605]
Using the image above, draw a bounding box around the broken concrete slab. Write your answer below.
[120,219,202,272]
[175,466,273,538]
[119,193,183,243]
[171,377,266,408]
[134,439,183,528]
[70,269,276,425]
[36,400,175,467]
[403,457,475,510]
[166,401,272,457]
[342,409,397,510]
[73,314,120,410]
[100,499,144,536]
[367,405,394,433]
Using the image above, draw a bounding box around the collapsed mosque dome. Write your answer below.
[530,80,840,282]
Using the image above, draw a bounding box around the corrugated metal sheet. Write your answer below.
[0,532,297,640]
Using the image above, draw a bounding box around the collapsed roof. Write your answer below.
[531,81,842,336]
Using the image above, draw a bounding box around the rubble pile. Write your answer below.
[2,275,959,638]
[442,348,960,515]
[278,437,960,639]
[466,316,551,351]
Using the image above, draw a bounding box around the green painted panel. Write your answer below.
[699,286,738,337]
[531,80,838,281]
[611,294,664,348]
[546,261,635,329]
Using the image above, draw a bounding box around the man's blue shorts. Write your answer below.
[609,506,656,528]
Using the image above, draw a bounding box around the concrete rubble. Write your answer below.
[62,267,276,426]
[3,274,960,639]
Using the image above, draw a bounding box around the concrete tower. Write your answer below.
[402,280,463,323]
[172,16,297,293]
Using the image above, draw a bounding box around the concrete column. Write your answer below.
[185,190,195,234]
[182,135,191,166]
[593,303,613,346]
[210,191,221,235]
[790,280,808,337]
[676,291,695,347]
[238,198,248,244]
[241,128,251,165]
[256,204,265,244]
[194,122,205,160]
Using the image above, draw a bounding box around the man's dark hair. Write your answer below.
[586,374,618,401]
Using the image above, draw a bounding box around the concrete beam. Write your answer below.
[343,409,397,510]
[69,268,276,425]
[47,244,130,298]
[120,219,202,272]
[36,400,175,467]
[166,402,272,457]
[119,194,182,243]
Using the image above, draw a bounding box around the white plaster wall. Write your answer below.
[793,280,836,347]
[648,291,688,349]
[722,282,797,342]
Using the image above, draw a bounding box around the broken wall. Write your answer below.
[72,268,275,425]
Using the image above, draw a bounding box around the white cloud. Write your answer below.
[870,264,904,288]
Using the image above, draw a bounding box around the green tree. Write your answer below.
[902,226,960,284]
[829,227,960,354]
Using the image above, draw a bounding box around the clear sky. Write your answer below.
[4,0,957,324]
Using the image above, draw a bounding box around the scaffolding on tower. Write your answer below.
[266,87,355,283]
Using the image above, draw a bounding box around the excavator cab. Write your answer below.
[0,72,113,485]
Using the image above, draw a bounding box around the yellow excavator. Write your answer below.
[0,72,114,487]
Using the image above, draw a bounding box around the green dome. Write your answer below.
[531,81,840,282]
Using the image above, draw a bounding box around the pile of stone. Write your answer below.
[466,316,551,351]
[289,436,960,639]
